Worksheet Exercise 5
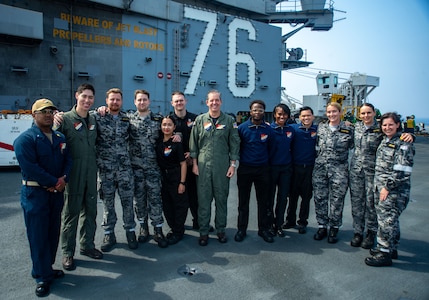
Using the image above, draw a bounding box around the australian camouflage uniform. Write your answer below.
[349,121,383,241]
[313,121,354,229]
[95,112,135,233]
[129,111,164,227]
[374,133,414,254]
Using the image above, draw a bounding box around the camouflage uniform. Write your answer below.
[129,111,164,227]
[349,121,383,235]
[95,112,135,232]
[374,134,414,252]
[313,121,354,228]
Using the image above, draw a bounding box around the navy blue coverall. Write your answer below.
[14,125,72,283]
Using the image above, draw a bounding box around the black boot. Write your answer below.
[370,248,398,259]
[314,227,328,240]
[153,227,168,248]
[101,232,116,252]
[361,230,376,249]
[138,223,149,243]
[126,230,138,250]
[350,233,363,247]
[365,251,392,267]
[328,227,339,244]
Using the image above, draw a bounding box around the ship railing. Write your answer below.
[275,0,333,13]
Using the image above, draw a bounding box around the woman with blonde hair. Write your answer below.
[313,102,354,243]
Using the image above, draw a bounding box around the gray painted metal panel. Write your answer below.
[0,4,44,40]
[213,0,267,14]
[89,0,183,22]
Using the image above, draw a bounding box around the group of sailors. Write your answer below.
[13,84,414,297]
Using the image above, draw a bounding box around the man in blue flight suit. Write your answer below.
[14,99,72,297]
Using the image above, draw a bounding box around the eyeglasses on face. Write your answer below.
[35,109,55,115]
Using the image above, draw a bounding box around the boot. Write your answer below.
[138,223,149,243]
[101,232,116,252]
[327,227,339,244]
[126,230,138,250]
[365,251,392,267]
[313,227,327,240]
[361,230,376,249]
[350,233,363,247]
[153,227,168,248]
[370,248,398,259]
[268,225,276,237]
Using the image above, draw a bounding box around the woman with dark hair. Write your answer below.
[365,112,415,267]
[156,116,188,245]
[349,103,384,248]
[350,104,413,249]
[268,103,294,237]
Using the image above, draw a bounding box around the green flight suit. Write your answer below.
[58,106,98,256]
[189,112,240,235]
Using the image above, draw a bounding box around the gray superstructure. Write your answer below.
[0,0,334,115]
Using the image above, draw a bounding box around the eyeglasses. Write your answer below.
[35,109,55,115]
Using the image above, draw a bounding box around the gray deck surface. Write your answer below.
[1,136,429,300]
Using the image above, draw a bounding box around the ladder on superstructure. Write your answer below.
[172,28,180,92]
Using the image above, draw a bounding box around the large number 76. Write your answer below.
[184,7,256,97]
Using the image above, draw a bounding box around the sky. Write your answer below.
[277,0,429,120]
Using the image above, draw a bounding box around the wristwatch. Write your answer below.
[230,163,237,168]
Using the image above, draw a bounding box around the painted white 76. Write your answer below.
[184,7,256,97]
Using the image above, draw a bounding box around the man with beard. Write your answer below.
[129,90,168,248]
[95,88,137,252]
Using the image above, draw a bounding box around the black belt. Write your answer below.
[294,164,314,168]
[162,166,180,174]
